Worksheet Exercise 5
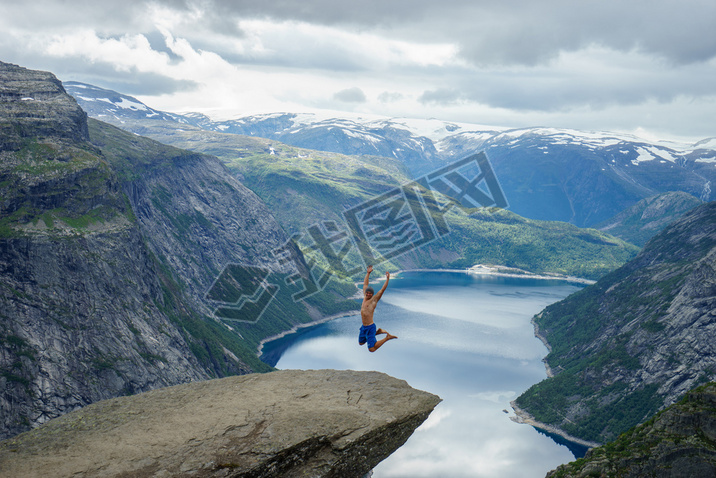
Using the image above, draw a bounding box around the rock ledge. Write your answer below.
[0,369,440,477]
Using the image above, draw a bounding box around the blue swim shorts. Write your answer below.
[358,323,377,349]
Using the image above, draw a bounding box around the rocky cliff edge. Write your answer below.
[0,369,441,478]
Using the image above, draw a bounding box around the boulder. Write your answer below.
[0,369,441,477]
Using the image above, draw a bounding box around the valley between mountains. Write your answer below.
[2,60,716,476]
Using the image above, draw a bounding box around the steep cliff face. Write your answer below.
[1,62,88,146]
[87,118,290,315]
[0,370,441,478]
[0,62,303,440]
[547,382,716,478]
[0,223,211,438]
[515,201,716,444]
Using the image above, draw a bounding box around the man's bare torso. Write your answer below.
[361,298,378,326]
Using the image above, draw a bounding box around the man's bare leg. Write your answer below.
[369,333,397,352]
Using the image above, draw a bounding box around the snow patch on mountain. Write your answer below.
[694,138,716,150]
[632,147,656,165]
[630,146,680,165]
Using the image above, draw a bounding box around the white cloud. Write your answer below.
[45,31,166,73]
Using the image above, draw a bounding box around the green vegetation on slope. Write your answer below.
[85,119,360,363]
[516,201,716,444]
[0,135,131,237]
[119,120,640,281]
[514,260,688,442]
[596,191,703,247]
[548,382,716,478]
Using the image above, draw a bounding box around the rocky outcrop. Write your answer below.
[515,201,716,444]
[547,382,716,478]
[1,61,317,440]
[0,370,441,478]
[0,61,88,147]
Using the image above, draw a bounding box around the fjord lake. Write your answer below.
[261,270,586,478]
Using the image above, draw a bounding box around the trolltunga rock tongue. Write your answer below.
[0,369,440,477]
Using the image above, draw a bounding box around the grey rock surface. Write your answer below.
[0,61,88,146]
[0,369,441,478]
[0,61,297,440]
[516,201,716,444]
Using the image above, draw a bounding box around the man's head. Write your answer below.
[364,287,374,299]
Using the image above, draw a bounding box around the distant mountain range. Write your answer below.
[65,81,716,228]
[63,81,642,281]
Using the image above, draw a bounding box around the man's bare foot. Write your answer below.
[377,328,387,335]
[386,333,397,340]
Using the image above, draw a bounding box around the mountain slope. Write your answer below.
[514,201,716,444]
[0,61,343,440]
[441,128,716,226]
[548,382,716,478]
[597,191,703,246]
[112,125,640,281]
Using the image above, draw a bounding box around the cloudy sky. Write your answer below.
[1,0,715,141]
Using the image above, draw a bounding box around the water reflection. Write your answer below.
[263,272,584,478]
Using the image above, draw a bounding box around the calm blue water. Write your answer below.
[261,271,584,478]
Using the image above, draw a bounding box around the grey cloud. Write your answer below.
[144,31,183,64]
[1,0,151,33]
[98,71,199,96]
[175,0,716,67]
[2,0,714,139]
[0,39,197,97]
[434,57,716,113]
[6,0,716,69]
[193,37,368,73]
[333,87,367,103]
[197,0,431,26]
[378,91,404,103]
[419,88,465,106]
[455,2,716,67]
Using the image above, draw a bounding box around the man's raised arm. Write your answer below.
[374,271,390,301]
[363,265,373,293]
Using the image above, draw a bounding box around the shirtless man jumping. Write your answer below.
[359,265,397,352]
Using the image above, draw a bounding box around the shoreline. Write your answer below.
[256,264,593,358]
[256,309,359,357]
[257,265,601,452]
[531,314,557,378]
[510,400,601,450]
[464,264,595,285]
[387,265,595,285]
